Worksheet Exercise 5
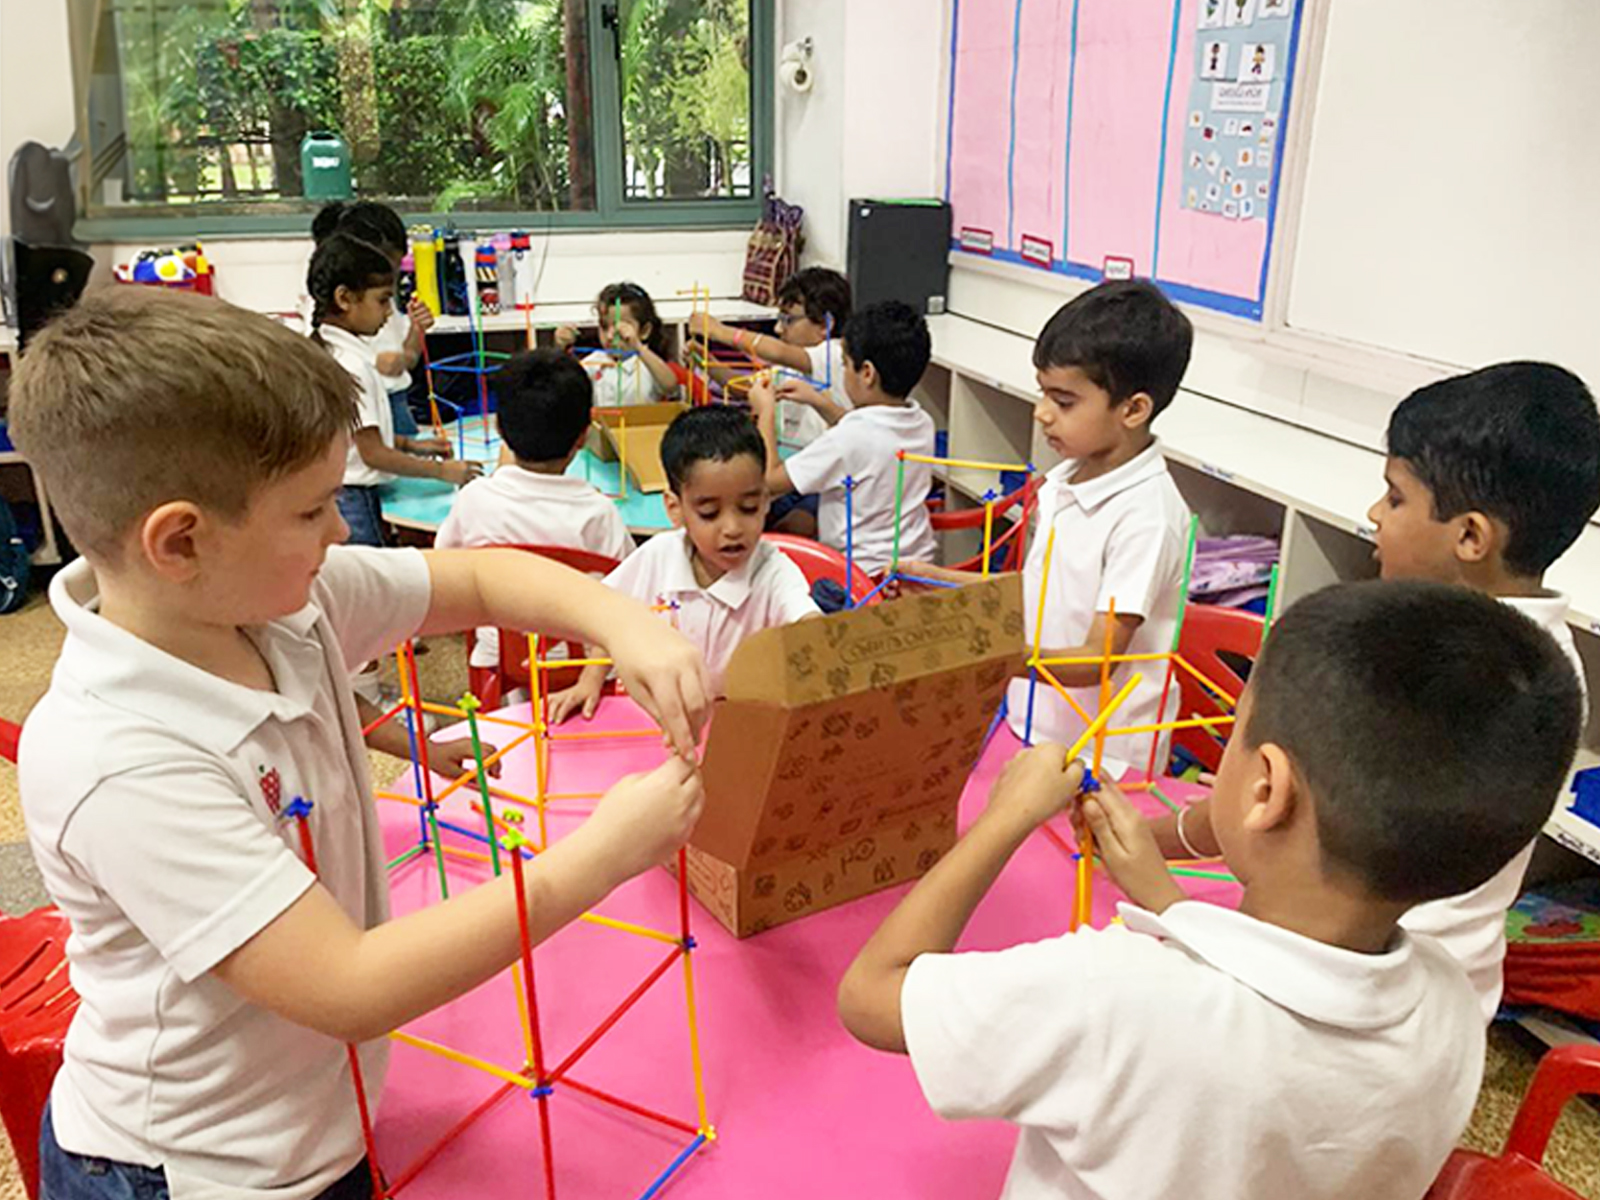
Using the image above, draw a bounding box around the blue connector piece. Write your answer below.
[1079,768,1101,795]
[283,796,314,820]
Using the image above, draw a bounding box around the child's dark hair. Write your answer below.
[1387,362,1600,577]
[598,281,668,357]
[306,233,394,335]
[312,200,407,259]
[843,302,932,398]
[1243,580,1582,904]
[495,350,594,463]
[1033,280,1193,419]
[776,267,852,336]
[661,406,765,493]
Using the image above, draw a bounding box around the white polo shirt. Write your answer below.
[1005,442,1191,775]
[581,349,672,407]
[21,547,431,1200]
[604,529,818,694]
[903,901,1483,1200]
[784,400,938,574]
[776,339,852,447]
[1402,590,1588,1023]
[368,306,412,394]
[436,466,635,668]
[319,324,395,488]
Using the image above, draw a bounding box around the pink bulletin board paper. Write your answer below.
[1009,0,1075,266]
[1153,0,1273,301]
[946,0,1021,254]
[374,698,1237,1198]
[1061,0,1176,278]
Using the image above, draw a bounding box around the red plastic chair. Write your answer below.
[0,718,19,765]
[1171,604,1265,774]
[1,907,78,1200]
[465,545,624,708]
[762,533,879,606]
[929,476,1043,574]
[1426,1044,1600,1199]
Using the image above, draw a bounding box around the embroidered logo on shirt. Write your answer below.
[257,765,283,815]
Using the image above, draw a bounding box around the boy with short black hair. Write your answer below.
[749,300,938,575]
[840,581,1584,1200]
[1154,360,1600,1020]
[907,280,1195,775]
[549,405,818,717]
[437,349,635,674]
[11,287,709,1200]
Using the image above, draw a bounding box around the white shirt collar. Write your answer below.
[654,527,762,609]
[1498,590,1571,635]
[1119,900,1429,1030]
[1050,440,1168,515]
[494,464,601,495]
[51,559,328,754]
[315,323,375,361]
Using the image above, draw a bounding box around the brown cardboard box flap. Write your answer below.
[591,402,687,493]
[693,576,1025,873]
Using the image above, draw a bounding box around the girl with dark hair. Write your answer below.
[555,280,688,405]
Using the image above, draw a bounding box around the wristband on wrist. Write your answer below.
[1175,804,1205,858]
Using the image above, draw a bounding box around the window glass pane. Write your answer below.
[616,0,753,202]
[93,0,597,212]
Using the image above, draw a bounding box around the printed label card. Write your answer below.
[1238,147,1255,167]
[1224,117,1241,136]
[1260,0,1292,17]
[1240,121,1255,137]
[1206,150,1222,174]
[1223,199,1241,218]
[1254,179,1271,199]
[1241,198,1257,219]
[1199,0,1225,30]
[1206,182,1223,203]
[1201,40,1229,80]
[1189,110,1205,129]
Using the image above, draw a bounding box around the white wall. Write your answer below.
[774,0,945,269]
[0,2,77,241]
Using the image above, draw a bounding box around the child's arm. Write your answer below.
[746,377,798,496]
[374,300,435,376]
[1038,611,1144,688]
[689,312,812,374]
[354,427,480,486]
[214,755,702,1043]
[839,745,1084,1052]
[1146,796,1221,860]
[1069,777,1187,912]
[617,318,681,398]
[356,694,499,779]
[417,547,709,756]
[545,661,609,725]
[776,376,847,427]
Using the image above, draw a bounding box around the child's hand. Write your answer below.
[776,377,824,408]
[688,312,726,344]
[615,317,642,349]
[983,744,1084,834]
[602,624,710,760]
[437,459,483,487]
[747,375,777,418]
[546,675,605,726]
[554,325,578,351]
[1072,778,1187,914]
[581,756,706,883]
[407,297,436,335]
[429,736,502,779]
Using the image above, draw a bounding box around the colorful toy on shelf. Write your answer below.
[112,243,214,296]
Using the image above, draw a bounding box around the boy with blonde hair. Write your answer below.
[11,287,708,1200]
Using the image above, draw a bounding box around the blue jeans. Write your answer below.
[388,389,420,438]
[39,1102,375,1200]
[337,486,386,548]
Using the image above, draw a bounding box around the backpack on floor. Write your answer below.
[0,497,31,614]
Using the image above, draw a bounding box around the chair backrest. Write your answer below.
[1171,604,1265,773]
[475,544,624,705]
[930,476,1044,575]
[762,532,878,606]
[0,718,19,765]
[0,905,78,1200]
[1426,1045,1600,1200]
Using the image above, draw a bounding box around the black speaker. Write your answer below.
[846,198,951,316]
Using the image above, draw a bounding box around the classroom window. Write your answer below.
[82,0,769,228]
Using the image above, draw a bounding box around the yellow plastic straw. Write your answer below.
[900,452,1031,474]
[391,1031,531,1090]
[578,912,681,946]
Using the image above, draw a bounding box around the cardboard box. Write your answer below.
[590,401,687,493]
[686,575,1026,937]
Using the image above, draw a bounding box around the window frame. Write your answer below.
[74,0,774,241]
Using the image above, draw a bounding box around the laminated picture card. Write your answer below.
[683,575,1026,937]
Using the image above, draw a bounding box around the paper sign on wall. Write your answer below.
[1103,256,1135,281]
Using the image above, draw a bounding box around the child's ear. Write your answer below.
[857,358,880,392]
[1243,742,1298,836]
[140,500,206,583]
[1452,510,1500,566]
[1119,391,1155,430]
[333,283,357,315]
[663,489,685,529]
